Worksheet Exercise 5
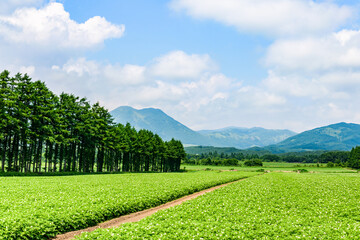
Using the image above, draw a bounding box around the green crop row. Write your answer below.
[78,172,360,239]
[0,171,258,239]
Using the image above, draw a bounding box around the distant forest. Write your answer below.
[0,70,185,173]
[186,146,360,169]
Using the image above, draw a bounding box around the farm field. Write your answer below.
[77,172,360,239]
[182,162,356,173]
[0,171,259,239]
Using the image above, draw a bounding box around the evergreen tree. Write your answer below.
[348,146,360,169]
[0,70,184,173]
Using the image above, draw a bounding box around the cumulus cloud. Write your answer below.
[0,2,125,49]
[265,30,360,72]
[258,27,360,131]
[33,52,244,129]
[263,28,360,101]
[41,51,299,131]
[149,51,216,79]
[104,64,146,85]
[166,0,360,130]
[60,58,100,76]
[170,0,353,37]
[0,0,45,14]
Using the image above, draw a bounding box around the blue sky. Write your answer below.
[1,0,360,132]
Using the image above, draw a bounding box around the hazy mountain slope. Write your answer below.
[111,107,360,152]
[110,106,296,148]
[266,122,360,153]
[110,106,211,145]
[185,146,271,155]
[199,127,296,149]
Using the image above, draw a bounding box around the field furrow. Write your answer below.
[77,172,360,239]
[0,171,258,239]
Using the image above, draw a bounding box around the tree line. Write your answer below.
[186,148,360,169]
[0,70,185,173]
[185,152,261,166]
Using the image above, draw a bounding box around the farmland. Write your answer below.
[77,172,360,239]
[0,171,258,239]
[182,162,357,173]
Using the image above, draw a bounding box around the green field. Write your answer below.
[0,171,258,239]
[182,162,356,173]
[77,172,360,239]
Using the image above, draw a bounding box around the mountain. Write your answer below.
[198,127,296,149]
[110,106,296,148]
[110,108,360,152]
[110,106,211,145]
[185,146,271,155]
[266,122,360,153]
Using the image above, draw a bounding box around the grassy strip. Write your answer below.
[0,171,259,239]
[182,163,356,173]
[78,172,360,239]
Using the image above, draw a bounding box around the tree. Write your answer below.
[244,159,263,167]
[348,146,360,169]
[0,70,186,174]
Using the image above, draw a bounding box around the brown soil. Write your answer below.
[52,178,247,240]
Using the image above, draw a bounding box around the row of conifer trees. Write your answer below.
[0,70,185,173]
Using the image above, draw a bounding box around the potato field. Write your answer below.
[77,172,360,240]
[0,171,258,239]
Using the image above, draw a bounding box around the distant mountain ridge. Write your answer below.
[199,127,295,149]
[266,122,360,153]
[110,106,296,148]
[110,106,210,145]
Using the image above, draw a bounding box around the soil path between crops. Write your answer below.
[53,177,250,240]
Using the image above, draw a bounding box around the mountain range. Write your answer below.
[266,122,360,153]
[110,106,360,152]
[110,106,211,145]
[198,127,295,149]
[110,106,360,153]
[110,106,296,149]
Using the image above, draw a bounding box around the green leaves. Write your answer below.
[77,172,360,239]
[0,171,256,239]
[0,70,186,173]
[349,146,360,169]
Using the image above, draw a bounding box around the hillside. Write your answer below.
[185,146,271,156]
[110,106,295,148]
[266,122,360,153]
[110,106,211,145]
[199,127,296,149]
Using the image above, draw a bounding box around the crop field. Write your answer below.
[0,171,259,239]
[78,172,360,239]
[182,163,356,173]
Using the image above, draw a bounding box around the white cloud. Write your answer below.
[104,64,146,85]
[19,65,36,76]
[0,2,124,48]
[0,0,45,14]
[265,30,360,72]
[32,53,240,128]
[165,0,360,131]
[35,51,360,132]
[263,28,360,104]
[170,0,353,37]
[57,54,227,104]
[149,50,216,79]
[262,71,330,98]
[237,86,287,107]
[60,58,99,76]
[0,64,36,76]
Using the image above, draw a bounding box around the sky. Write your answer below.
[1,0,360,132]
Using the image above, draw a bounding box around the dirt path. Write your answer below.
[53,178,248,240]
